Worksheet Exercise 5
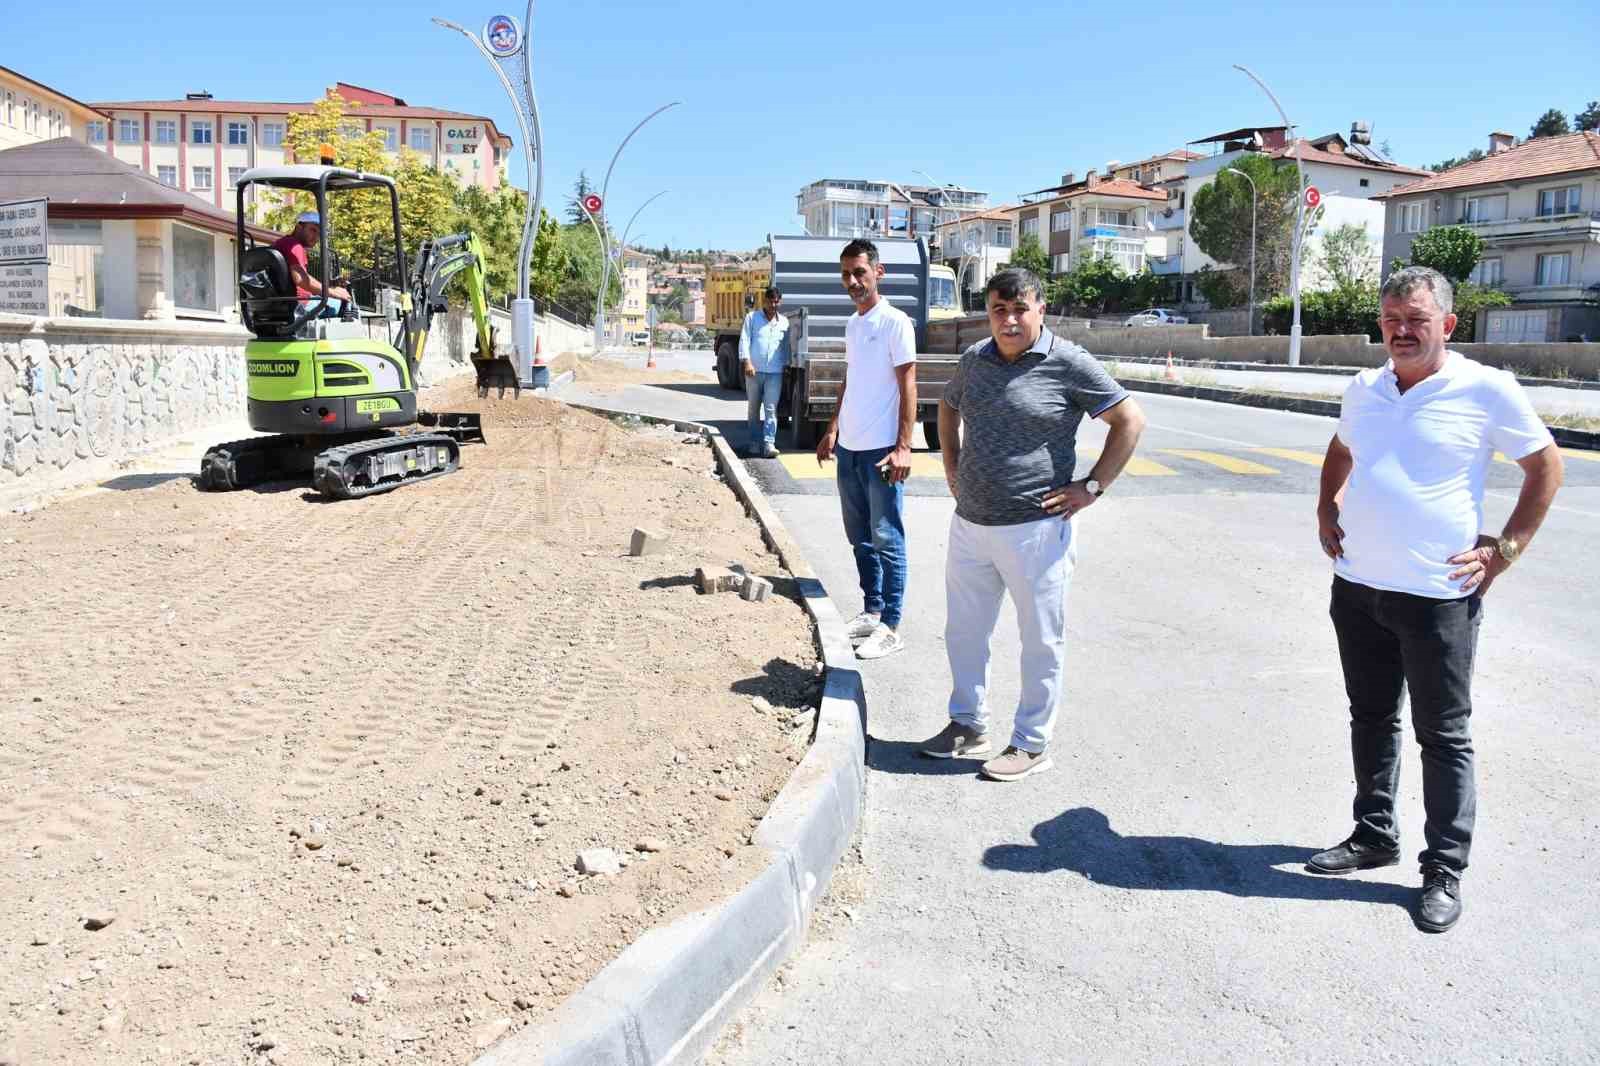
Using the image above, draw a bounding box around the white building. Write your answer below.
[934,207,1016,305]
[796,177,987,255]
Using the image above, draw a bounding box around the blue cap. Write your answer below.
[296,210,321,225]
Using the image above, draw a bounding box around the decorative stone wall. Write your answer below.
[0,314,249,488]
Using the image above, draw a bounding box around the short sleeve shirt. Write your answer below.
[943,328,1128,526]
[1334,351,1553,598]
[838,300,917,451]
[271,234,311,298]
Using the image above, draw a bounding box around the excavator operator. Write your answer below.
[272,211,353,317]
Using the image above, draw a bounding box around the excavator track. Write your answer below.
[198,435,328,492]
[311,433,461,500]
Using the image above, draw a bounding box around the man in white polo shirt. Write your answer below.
[1308,266,1564,933]
[816,238,917,660]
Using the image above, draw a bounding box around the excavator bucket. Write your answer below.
[417,410,486,445]
[471,355,522,399]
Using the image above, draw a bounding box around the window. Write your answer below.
[1053,252,1070,273]
[993,223,1012,248]
[87,121,107,143]
[1051,210,1072,233]
[1537,185,1581,216]
[1463,195,1508,223]
[889,206,909,234]
[227,166,246,188]
[32,101,41,133]
[1020,216,1039,239]
[173,224,217,311]
[409,126,433,151]
[154,119,177,144]
[191,166,213,191]
[1360,178,1370,188]
[191,120,212,145]
[112,117,138,143]
[1535,252,1570,286]
[1469,257,1503,287]
[4,92,12,126]
[1097,208,1133,228]
[1398,202,1426,233]
[380,126,398,151]
[157,165,177,186]
[260,121,285,147]
[227,121,250,145]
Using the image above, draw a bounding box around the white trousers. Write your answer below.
[945,512,1077,753]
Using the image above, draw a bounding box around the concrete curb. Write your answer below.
[1117,376,1600,451]
[474,402,864,1066]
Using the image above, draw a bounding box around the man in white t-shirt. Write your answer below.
[816,238,917,660]
[1308,266,1564,934]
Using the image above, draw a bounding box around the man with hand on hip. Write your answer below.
[740,286,789,458]
[923,267,1145,782]
[1309,266,1563,933]
[816,238,916,661]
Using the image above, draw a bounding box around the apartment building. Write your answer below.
[85,83,512,214]
[795,177,988,250]
[1377,130,1600,341]
[619,248,655,338]
[1182,124,1428,304]
[934,206,1016,301]
[0,65,105,151]
[1013,172,1166,277]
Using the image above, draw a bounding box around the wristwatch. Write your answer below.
[1085,478,1104,497]
[1495,535,1522,564]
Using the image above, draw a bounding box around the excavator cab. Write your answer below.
[200,164,485,499]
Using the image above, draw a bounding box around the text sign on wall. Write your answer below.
[0,198,49,265]
[0,199,49,315]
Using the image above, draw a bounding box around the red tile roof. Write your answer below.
[1267,139,1431,177]
[1374,131,1600,199]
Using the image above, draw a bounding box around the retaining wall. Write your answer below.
[925,315,1600,379]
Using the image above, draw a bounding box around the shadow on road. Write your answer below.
[983,807,1413,908]
[642,382,742,401]
[867,737,991,777]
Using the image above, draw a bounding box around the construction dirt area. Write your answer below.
[0,367,821,1065]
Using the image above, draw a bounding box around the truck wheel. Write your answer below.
[922,419,941,452]
[716,342,741,392]
[787,382,816,450]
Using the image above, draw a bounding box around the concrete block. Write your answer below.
[628,527,670,557]
[740,575,773,602]
[695,566,740,595]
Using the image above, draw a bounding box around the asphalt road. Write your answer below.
[560,356,1600,1065]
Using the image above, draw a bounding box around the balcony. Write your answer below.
[1081,222,1140,239]
[1499,281,1599,303]
[1457,211,1600,247]
[1148,254,1182,276]
[1151,208,1185,231]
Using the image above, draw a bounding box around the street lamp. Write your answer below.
[592,102,681,350]
[1234,64,1306,365]
[434,3,546,386]
[1220,167,1257,336]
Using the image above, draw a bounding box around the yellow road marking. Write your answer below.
[1252,447,1326,467]
[1161,449,1280,475]
[1071,448,1177,476]
[1558,446,1600,464]
[774,453,948,480]
[1492,452,1516,466]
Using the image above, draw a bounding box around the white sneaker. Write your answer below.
[855,623,905,660]
[843,611,881,641]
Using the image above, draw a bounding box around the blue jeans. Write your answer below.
[745,371,783,449]
[299,297,349,319]
[835,444,906,629]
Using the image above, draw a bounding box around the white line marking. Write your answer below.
[1486,490,1600,519]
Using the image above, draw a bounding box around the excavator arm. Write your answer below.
[406,232,522,398]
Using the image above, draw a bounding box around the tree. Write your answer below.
[262,93,454,280]
[1193,265,1247,309]
[453,184,568,306]
[1452,284,1512,343]
[1188,153,1299,304]
[1010,233,1050,279]
[1577,101,1600,132]
[1405,225,1485,287]
[1047,256,1124,316]
[566,171,598,225]
[554,221,622,323]
[1429,147,1486,173]
[1124,268,1165,310]
[1530,109,1570,139]
[1315,223,1379,291]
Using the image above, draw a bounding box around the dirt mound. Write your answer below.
[0,394,817,1065]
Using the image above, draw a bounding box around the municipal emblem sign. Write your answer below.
[484,15,522,57]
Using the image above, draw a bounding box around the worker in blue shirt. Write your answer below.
[740,287,790,458]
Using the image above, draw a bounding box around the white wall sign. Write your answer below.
[0,199,49,315]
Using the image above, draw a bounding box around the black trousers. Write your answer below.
[1329,576,1483,873]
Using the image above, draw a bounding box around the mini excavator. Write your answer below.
[200,160,512,500]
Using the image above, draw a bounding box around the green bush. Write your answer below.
[1262,283,1381,340]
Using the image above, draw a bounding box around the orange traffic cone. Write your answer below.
[532,334,545,367]
[1163,350,1177,381]
[646,344,657,369]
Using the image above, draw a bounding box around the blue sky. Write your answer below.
[15,0,1599,251]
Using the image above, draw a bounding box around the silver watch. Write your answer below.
[1085,478,1104,497]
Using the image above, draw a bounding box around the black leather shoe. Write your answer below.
[1306,834,1402,875]
[1416,864,1463,933]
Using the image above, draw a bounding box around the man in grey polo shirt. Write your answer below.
[921,268,1146,781]
[1309,266,1564,933]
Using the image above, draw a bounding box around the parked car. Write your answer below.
[1124,308,1189,327]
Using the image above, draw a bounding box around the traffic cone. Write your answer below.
[532,334,545,367]
[1164,350,1177,381]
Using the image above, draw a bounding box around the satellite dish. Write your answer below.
[963,239,979,256]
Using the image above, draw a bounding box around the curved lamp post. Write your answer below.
[1220,167,1257,336]
[434,3,547,385]
[1233,64,1306,365]
[589,102,680,349]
